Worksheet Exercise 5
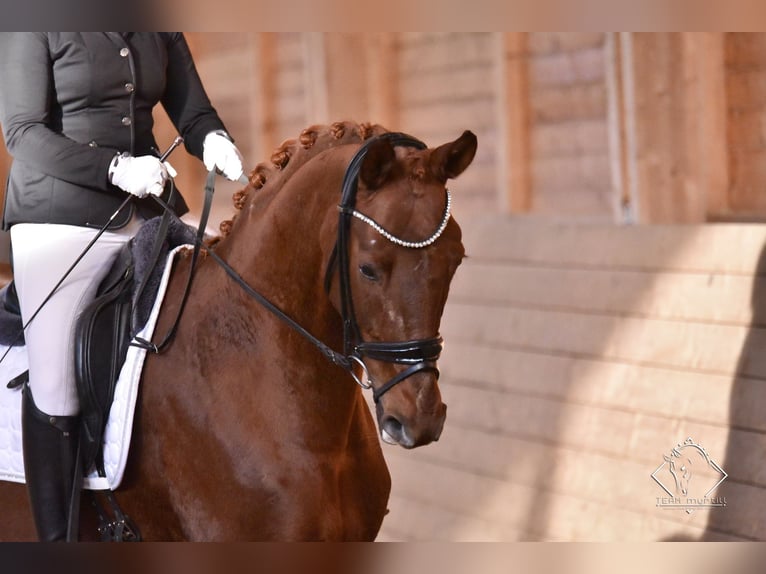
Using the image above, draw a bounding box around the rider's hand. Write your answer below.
[108,153,168,198]
[203,131,244,181]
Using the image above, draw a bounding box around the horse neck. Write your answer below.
[209,145,360,412]
[222,152,349,315]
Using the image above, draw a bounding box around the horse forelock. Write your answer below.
[218,121,387,238]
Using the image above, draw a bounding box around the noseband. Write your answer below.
[325,133,448,403]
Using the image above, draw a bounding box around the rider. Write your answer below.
[0,33,245,541]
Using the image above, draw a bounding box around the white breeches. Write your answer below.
[10,220,142,416]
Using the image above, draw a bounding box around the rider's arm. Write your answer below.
[0,33,117,190]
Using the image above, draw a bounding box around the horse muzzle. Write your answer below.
[373,369,447,449]
[351,336,446,448]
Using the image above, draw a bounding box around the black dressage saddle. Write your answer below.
[74,244,135,473]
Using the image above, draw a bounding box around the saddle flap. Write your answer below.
[74,242,134,473]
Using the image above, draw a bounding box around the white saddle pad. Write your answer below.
[0,245,189,491]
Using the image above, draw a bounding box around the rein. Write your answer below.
[149,132,446,403]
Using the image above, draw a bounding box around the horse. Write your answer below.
[0,121,478,541]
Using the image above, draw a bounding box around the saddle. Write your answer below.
[1,216,196,476]
[74,243,135,474]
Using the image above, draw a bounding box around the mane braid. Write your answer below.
[217,121,385,238]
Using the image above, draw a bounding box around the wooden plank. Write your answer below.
[449,194,499,220]
[384,426,751,531]
[399,96,496,132]
[623,33,708,223]
[439,343,766,431]
[301,33,328,124]
[725,69,766,112]
[531,154,612,193]
[724,32,766,69]
[529,45,606,88]
[438,380,739,462]
[527,33,605,56]
[398,33,494,74]
[727,109,766,151]
[274,62,305,99]
[605,32,633,222]
[397,62,495,106]
[530,189,614,219]
[692,33,730,218]
[431,383,766,535]
[380,494,525,541]
[497,33,532,214]
[530,82,607,123]
[365,33,399,129]
[323,34,370,122]
[728,149,766,212]
[382,451,745,540]
[440,302,765,378]
[250,33,279,162]
[457,217,766,274]
[532,119,610,157]
[449,260,761,325]
[189,50,254,100]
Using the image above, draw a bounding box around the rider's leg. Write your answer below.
[11,220,139,541]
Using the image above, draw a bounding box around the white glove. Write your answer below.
[109,154,168,198]
[203,131,244,181]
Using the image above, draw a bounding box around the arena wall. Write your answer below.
[376,216,766,541]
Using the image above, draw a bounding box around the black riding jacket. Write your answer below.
[0,32,227,230]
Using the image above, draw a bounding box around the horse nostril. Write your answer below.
[381,416,414,448]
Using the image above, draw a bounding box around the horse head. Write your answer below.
[324,130,477,448]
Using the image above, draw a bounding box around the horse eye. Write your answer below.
[359,264,379,281]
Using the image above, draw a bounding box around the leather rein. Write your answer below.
[149,132,447,404]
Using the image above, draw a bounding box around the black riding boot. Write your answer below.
[21,386,80,542]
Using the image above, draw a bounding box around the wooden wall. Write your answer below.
[176,32,766,226]
[376,216,766,541]
[3,33,766,228]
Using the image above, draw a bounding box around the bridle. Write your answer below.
[141,133,451,404]
[324,132,450,403]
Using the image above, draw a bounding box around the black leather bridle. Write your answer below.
[323,133,446,403]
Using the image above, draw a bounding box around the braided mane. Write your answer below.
[218,121,388,238]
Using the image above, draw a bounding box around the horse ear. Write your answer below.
[360,138,397,191]
[429,130,478,182]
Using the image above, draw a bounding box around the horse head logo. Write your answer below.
[663,445,703,496]
[652,437,728,514]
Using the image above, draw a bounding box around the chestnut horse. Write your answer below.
[0,121,477,541]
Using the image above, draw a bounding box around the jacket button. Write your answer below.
[121,116,132,126]
[124,83,135,94]
[120,47,129,57]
